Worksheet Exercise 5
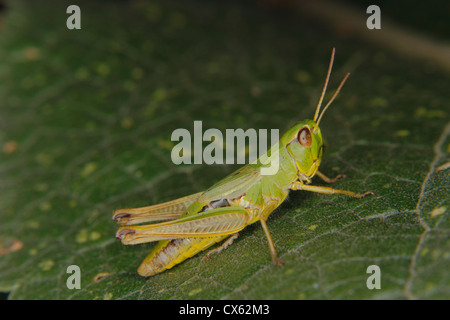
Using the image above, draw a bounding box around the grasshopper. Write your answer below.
[113,48,374,277]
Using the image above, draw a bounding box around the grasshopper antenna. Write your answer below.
[313,48,335,123]
[316,72,350,126]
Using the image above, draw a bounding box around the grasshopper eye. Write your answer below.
[298,127,312,147]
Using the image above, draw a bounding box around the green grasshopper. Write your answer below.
[113,49,374,277]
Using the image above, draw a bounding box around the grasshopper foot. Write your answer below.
[360,190,375,198]
[328,174,346,184]
[273,258,284,266]
[316,171,346,184]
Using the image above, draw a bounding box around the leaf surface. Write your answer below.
[0,0,448,299]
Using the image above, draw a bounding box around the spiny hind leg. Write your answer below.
[117,206,251,245]
[204,233,239,261]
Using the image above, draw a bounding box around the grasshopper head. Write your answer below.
[281,48,349,179]
[281,120,323,177]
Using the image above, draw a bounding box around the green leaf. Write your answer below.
[0,0,448,299]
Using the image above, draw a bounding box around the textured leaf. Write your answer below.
[0,0,448,299]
